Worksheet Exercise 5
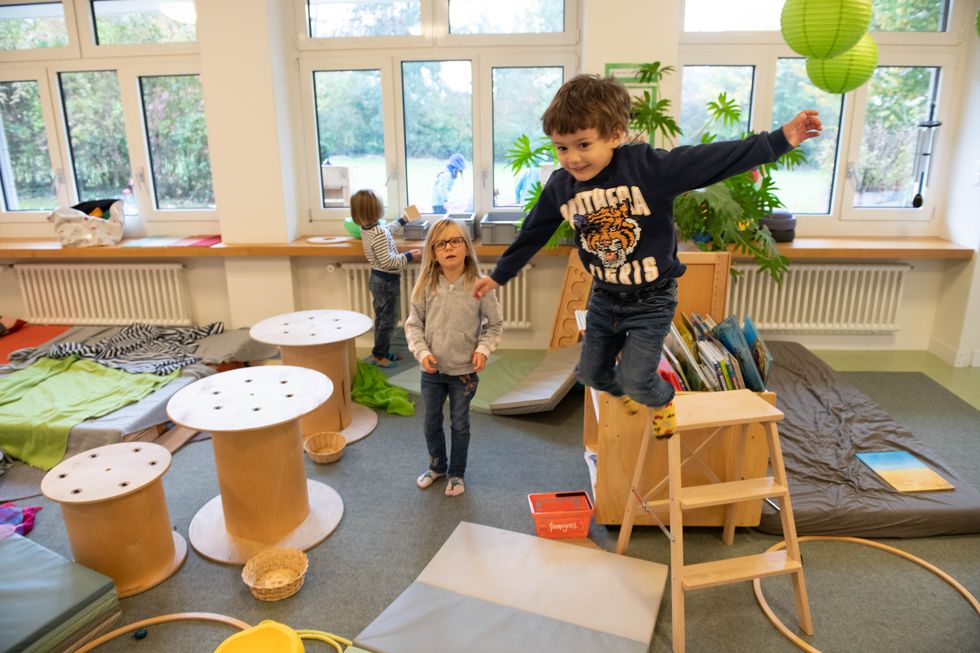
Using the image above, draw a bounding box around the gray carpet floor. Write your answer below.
[13,372,980,652]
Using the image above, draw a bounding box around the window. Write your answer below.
[59,70,135,211]
[0,79,57,210]
[0,2,69,50]
[91,0,197,46]
[139,73,212,209]
[770,58,843,215]
[679,65,753,146]
[402,60,472,213]
[852,66,940,209]
[306,0,422,39]
[0,2,214,228]
[313,69,386,207]
[683,0,951,33]
[681,0,963,230]
[683,0,783,32]
[298,1,576,222]
[449,0,564,35]
[491,65,562,208]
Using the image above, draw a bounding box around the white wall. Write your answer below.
[932,1,980,365]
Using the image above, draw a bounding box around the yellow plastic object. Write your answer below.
[214,620,304,653]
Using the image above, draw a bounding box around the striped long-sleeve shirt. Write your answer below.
[361,219,414,273]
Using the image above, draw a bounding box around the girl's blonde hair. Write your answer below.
[350,189,384,227]
[411,218,481,304]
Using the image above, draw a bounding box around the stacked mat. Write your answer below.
[0,533,120,653]
[356,522,667,653]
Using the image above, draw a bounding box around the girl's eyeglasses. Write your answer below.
[433,236,465,251]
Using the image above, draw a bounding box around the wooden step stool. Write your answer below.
[616,389,813,653]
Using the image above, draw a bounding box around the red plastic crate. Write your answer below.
[527,491,594,539]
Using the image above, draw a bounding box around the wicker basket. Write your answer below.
[241,548,308,601]
[304,431,346,464]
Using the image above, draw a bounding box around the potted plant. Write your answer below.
[506,62,805,282]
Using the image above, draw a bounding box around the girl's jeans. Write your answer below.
[576,277,678,409]
[369,271,400,359]
[420,371,479,479]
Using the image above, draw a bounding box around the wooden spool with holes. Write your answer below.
[41,442,187,597]
[250,309,377,443]
[167,365,343,565]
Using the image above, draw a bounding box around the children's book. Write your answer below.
[856,451,955,493]
[709,315,765,392]
[742,315,773,384]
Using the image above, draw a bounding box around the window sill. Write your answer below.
[0,236,972,261]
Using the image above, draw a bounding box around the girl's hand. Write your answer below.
[408,248,422,259]
[472,352,487,372]
[421,354,439,373]
[782,110,822,147]
[473,276,499,299]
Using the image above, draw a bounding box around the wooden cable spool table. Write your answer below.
[166,365,343,564]
[41,442,187,597]
[250,309,377,443]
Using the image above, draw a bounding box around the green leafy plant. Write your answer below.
[506,61,804,282]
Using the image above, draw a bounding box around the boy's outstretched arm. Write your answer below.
[782,110,822,147]
[473,276,498,299]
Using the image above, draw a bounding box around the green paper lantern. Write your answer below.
[806,34,878,94]
[781,0,873,59]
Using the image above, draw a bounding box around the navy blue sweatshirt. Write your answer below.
[490,130,792,291]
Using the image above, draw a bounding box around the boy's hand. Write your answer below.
[408,248,422,259]
[421,354,438,373]
[782,110,822,147]
[472,352,487,372]
[472,276,498,299]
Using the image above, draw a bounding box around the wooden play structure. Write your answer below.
[250,308,377,442]
[617,390,812,653]
[548,249,811,652]
[551,249,769,527]
[41,442,187,597]
[166,365,343,564]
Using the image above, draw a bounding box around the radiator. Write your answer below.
[14,263,192,326]
[727,263,912,334]
[342,263,533,329]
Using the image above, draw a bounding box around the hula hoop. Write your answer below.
[752,535,980,653]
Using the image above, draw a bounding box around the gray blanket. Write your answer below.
[759,341,980,538]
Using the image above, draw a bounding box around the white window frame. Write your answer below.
[0,65,69,221]
[115,60,213,222]
[298,56,399,221]
[295,1,579,224]
[295,0,436,51]
[480,53,575,207]
[679,0,969,236]
[0,1,214,228]
[0,0,82,62]
[77,0,199,59]
[294,0,579,50]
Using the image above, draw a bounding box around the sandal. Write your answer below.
[385,351,402,361]
[416,469,446,489]
[370,356,397,369]
[445,477,465,497]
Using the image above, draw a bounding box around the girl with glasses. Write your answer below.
[404,218,503,497]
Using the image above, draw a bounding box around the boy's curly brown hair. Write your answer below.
[542,74,631,138]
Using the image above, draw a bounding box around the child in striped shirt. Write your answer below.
[351,189,421,368]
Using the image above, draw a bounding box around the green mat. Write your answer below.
[385,350,546,414]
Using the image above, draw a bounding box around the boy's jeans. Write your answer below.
[369,271,400,359]
[577,278,678,408]
[420,371,479,479]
